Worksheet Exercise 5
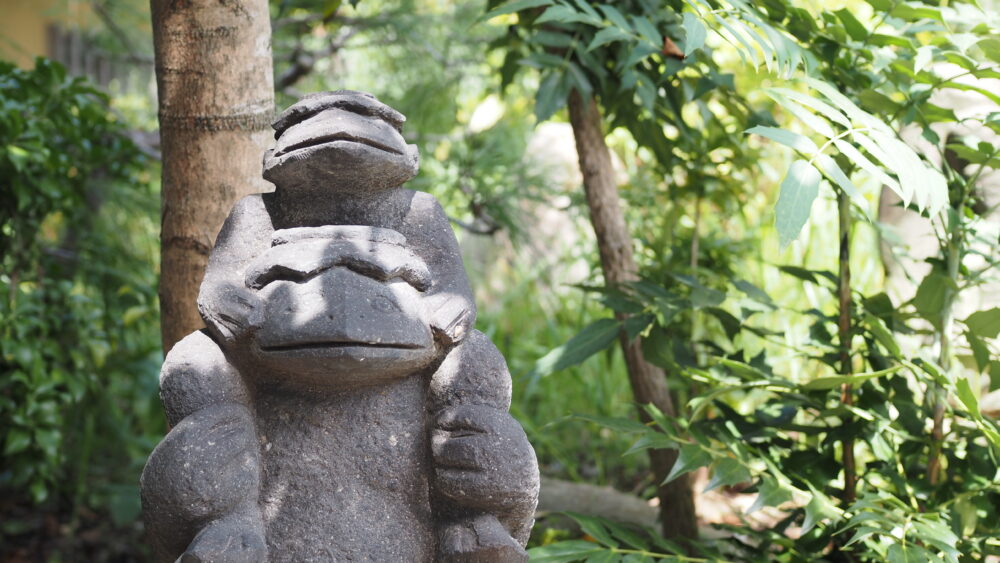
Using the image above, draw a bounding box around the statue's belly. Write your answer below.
[254,376,435,561]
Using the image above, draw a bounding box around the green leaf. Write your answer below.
[890,3,943,23]
[632,16,660,46]
[858,89,900,114]
[770,87,851,129]
[815,154,864,208]
[623,313,654,340]
[946,144,1000,168]
[956,376,981,417]
[624,431,678,456]
[887,543,930,563]
[768,91,835,138]
[775,159,822,248]
[801,366,901,390]
[587,27,632,51]
[865,313,900,357]
[704,457,751,492]
[3,428,31,455]
[914,45,934,73]
[968,332,991,374]
[534,71,569,122]
[869,34,913,48]
[801,487,840,534]
[832,139,901,195]
[566,513,618,547]
[805,77,894,134]
[979,38,1000,64]
[834,8,866,41]
[484,0,553,19]
[535,5,602,25]
[597,5,631,31]
[664,443,712,484]
[603,520,650,551]
[748,476,793,514]
[733,280,774,306]
[913,273,956,328]
[583,551,617,563]
[529,318,621,378]
[716,358,772,382]
[527,540,608,562]
[746,126,818,153]
[965,307,1000,339]
[683,12,707,56]
[575,414,650,434]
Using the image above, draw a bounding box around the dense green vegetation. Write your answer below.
[2,0,999,561]
[0,59,162,558]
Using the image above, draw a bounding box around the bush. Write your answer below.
[0,58,162,559]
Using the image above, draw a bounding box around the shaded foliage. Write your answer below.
[0,59,161,560]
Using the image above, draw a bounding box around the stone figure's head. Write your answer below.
[239,226,441,388]
[262,91,420,193]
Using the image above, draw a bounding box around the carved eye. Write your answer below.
[370,295,400,313]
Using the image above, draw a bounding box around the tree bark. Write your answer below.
[151,0,275,353]
[566,90,697,540]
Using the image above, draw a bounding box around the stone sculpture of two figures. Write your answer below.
[140,91,540,562]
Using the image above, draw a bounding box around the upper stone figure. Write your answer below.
[140,91,540,562]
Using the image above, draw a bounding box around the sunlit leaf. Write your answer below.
[529,318,621,378]
[748,476,793,513]
[775,159,822,248]
[683,12,707,56]
[965,307,1000,339]
[664,443,712,484]
[484,0,553,19]
[747,126,818,153]
[705,457,751,492]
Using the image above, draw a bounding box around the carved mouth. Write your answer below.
[260,341,423,352]
[276,133,403,157]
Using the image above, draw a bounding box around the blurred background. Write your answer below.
[1,0,998,560]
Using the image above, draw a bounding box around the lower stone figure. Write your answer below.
[140,92,539,561]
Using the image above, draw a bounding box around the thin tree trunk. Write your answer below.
[567,90,698,540]
[151,0,275,353]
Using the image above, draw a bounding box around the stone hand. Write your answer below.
[431,404,539,515]
[197,280,262,344]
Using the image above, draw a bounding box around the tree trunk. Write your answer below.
[151,0,275,353]
[566,90,698,540]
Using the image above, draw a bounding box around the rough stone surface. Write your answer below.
[140,91,540,562]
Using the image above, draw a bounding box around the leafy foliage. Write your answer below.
[0,59,161,554]
[492,0,1000,560]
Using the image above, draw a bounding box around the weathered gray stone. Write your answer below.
[141,91,539,562]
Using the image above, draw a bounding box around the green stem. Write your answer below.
[927,204,962,486]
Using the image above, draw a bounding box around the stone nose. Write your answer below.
[254,268,433,351]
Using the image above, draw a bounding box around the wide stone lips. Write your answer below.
[274,132,404,158]
[259,341,424,352]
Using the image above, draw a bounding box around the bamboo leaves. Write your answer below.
[749,80,949,246]
[683,0,808,76]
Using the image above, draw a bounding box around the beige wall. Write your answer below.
[0,0,96,68]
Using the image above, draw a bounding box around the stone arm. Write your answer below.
[197,195,275,345]
[428,330,540,561]
[402,192,477,347]
[139,330,266,563]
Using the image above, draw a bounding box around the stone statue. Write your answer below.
[140,91,540,562]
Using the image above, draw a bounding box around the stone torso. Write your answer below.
[255,377,435,562]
